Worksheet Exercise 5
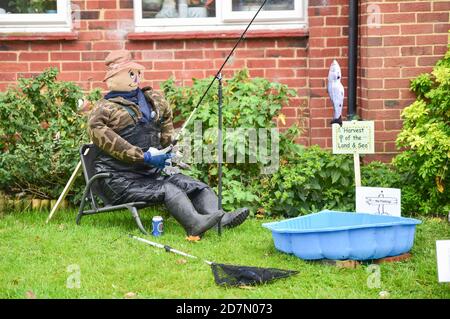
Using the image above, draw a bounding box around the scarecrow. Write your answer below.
[87,51,249,237]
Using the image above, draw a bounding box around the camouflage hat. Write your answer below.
[103,50,145,82]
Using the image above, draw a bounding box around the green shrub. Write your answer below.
[161,69,297,213]
[0,68,101,203]
[259,146,355,217]
[393,47,450,216]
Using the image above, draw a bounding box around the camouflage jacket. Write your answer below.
[87,87,174,163]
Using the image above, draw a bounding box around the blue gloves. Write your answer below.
[143,146,174,169]
[143,151,172,169]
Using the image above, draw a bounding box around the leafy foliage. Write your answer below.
[393,46,450,216]
[0,68,101,202]
[259,146,355,217]
[162,69,297,212]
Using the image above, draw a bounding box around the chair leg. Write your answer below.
[127,206,149,235]
[76,211,83,225]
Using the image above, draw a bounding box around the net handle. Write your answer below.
[129,235,213,264]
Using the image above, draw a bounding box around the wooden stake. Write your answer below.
[353,152,361,187]
[45,161,82,224]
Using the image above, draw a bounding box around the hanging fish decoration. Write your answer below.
[327,60,344,126]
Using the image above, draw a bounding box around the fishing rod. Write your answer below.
[173,0,269,142]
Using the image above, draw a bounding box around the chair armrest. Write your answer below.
[85,173,112,191]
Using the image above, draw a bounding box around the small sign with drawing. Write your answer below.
[436,240,450,283]
[356,186,401,217]
[332,121,375,154]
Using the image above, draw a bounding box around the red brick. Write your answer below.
[434,2,450,11]
[82,51,109,61]
[400,2,431,12]
[146,71,175,80]
[62,62,91,71]
[93,42,124,50]
[384,57,416,68]
[416,34,449,45]
[104,10,133,20]
[384,120,403,131]
[400,24,434,35]
[155,41,185,50]
[88,21,117,30]
[417,12,448,23]
[418,56,442,67]
[141,51,173,60]
[185,60,213,70]
[401,46,433,56]
[57,72,80,82]
[0,73,17,81]
[247,59,276,68]
[78,31,103,41]
[87,1,116,9]
[154,61,184,70]
[245,39,276,49]
[51,52,80,61]
[384,36,415,47]
[29,42,60,51]
[185,40,215,49]
[174,50,203,60]
[0,52,17,61]
[19,52,48,61]
[30,63,60,72]
[401,67,434,78]
[62,42,92,51]
[265,69,295,79]
[81,72,104,82]
[174,70,205,80]
[383,13,415,24]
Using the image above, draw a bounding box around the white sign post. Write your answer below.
[332,121,375,187]
[356,186,401,217]
[436,240,450,283]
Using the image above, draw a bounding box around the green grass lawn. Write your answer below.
[0,208,449,299]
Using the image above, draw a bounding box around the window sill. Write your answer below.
[128,29,308,41]
[0,32,78,41]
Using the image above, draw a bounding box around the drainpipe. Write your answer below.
[347,0,358,119]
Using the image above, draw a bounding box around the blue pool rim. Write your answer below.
[262,210,422,234]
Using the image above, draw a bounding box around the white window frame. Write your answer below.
[0,0,72,33]
[134,0,307,33]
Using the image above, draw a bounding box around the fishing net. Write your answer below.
[210,263,299,287]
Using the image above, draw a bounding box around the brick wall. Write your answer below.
[0,0,449,161]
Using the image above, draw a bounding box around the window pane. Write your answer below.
[232,0,294,11]
[142,0,216,19]
[0,0,57,14]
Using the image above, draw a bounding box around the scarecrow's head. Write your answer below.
[103,50,145,92]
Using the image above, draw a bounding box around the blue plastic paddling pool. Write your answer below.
[262,210,422,261]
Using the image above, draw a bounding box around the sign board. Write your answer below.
[356,186,401,217]
[436,240,450,282]
[332,121,375,154]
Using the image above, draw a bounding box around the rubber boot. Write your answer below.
[191,187,249,229]
[164,189,223,236]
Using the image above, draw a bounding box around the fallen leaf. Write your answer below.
[124,292,137,299]
[436,176,444,193]
[379,291,390,299]
[25,290,36,299]
[185,235,201,242]
[58,224,65,231]
[176,258,187,265]
[238,285,255,290]
[277,113,286,125]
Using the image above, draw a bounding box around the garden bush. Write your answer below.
[0,68,101,203]
[162,69,297,212]
[393,46,450,216]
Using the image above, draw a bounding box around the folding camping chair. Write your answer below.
[76,144,150,234]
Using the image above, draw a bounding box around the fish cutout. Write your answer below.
[327,60,344,126]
